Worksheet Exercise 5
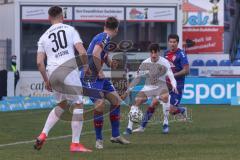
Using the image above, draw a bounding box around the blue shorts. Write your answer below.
[81,78,115,103]
[169,87,183,107]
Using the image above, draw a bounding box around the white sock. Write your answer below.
[162,100,170,126]
[42,106,64,136]
[71,109,83,143]
[130,105,138,111]
[127,119,134,130]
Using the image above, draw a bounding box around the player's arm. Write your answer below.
[92,45,105,77]
[165,61,177,93]
[174,65,189,78]
[75,42,89,72]
[128,63,148,90]
[174,51,189,78]
[36,52,47,82]
[106,56,113,68]
[36,52,52,92]
[73,29,89,71]
[36,37,52,92]
[121,64,148,99]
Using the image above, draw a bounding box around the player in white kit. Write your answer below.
[122,43,177,135]
[34,6,91,152]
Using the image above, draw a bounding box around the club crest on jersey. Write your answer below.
[172,55,176,61]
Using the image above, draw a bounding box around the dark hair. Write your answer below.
[48,6,63,18]
[105,17,119,30]
[210,0,220,3]
[148,43,160,52]
[168,34,179,43]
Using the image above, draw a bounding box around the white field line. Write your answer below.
[0,129,110,148]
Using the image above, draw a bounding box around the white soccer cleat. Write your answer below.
[95,139,103,149]
[132,126,145,133]
[110,136,130,144]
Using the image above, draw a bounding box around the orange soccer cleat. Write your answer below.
[70,143,92,152]
[34,133,47,150]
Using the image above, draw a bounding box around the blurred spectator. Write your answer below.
[11,55,19,95]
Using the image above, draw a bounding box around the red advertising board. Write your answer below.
[183,0,224,54]
[183,26,224,53]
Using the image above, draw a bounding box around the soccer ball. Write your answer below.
[128,108,143,123]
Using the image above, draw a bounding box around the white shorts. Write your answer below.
[47,67,83,104]
[140,84,168,98]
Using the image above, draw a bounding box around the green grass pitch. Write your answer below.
[0,105,240,160]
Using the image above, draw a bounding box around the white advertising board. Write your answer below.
[126,7,175,22]
[75,7,124,21]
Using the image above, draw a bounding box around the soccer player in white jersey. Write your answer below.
[34,6,91,152]
[122,43,178,135]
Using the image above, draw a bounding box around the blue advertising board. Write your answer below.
[1,77,239,112]
[181,77,240,104]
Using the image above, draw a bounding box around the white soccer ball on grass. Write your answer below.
[128,107,143,123]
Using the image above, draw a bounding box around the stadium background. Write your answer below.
[1,0,239,108]
[0,0,240,160]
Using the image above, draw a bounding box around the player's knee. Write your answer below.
[57,100,68,109]
[95,100,105,112]
[135,97,146,105]
[73,103,83,109]
[111,101,121,106]
[161,94,169,103]
[152,98,159,107]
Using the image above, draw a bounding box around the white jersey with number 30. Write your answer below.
[37,23,82,70]
[37,23,83,103]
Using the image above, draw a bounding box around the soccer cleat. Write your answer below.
[175,107,188,121]
[95,139,103,149]
[162,124,169,134]
[123,128,132,135]
[110,136,130,144]
[70,143,92,152]
[132,126,145,133]
[181,107,188,120]
[34,133,47,150]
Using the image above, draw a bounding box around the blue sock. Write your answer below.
[141,106,155,128]
[177,106,185,114]
[110,105,120,137]
[94,110,103,140]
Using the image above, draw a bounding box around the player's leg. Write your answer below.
[124,91,148,135]
[133,86,162,133]
[132,98,158,133]
[70,101,92,152]
[138,98,159,130]
[104,83,130,144]
[169,89,187,119]
[93,99,105,149]
[34,100,66,150]
[81,78,106,149]
[158,90,171,134]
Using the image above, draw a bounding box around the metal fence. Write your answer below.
[0,39,11,71]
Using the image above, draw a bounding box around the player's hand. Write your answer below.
[121,91,129,100]
[98,71,105,79]
[172,87,178,94]
[84,65,92,76]
[44,80,52,92]
[111,59,119,70]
